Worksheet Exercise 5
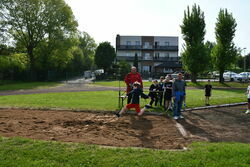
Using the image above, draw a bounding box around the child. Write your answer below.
[116,82,149,117]
[205,80,212,106]
[163,76,173,111]
[158,76,164,106]
[148,80,159,106]
[246,85,250,114]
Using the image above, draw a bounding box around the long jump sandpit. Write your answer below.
[0,105,249,150]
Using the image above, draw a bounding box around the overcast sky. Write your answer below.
[65,0,250,54]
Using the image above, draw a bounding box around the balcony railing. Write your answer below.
[116,56,180,61]
[117,45,141,50]
[117,45,178,51]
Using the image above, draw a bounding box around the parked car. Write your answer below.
[238,72,250,82]
[223,72,238,81]
[211,71,220,78]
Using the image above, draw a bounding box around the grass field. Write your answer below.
[0,89,245,111]
[94,80,249,88]
[0,137,249,167]
[0,81,61,91]
[0,82,249,167]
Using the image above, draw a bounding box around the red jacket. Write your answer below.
[124,72,143,93]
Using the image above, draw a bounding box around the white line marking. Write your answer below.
[176,122,188,137]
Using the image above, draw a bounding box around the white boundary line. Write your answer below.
[175,122,188,137]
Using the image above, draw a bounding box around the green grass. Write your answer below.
[0,137,249,167]
[187,81,249,88]
[0,89,245,110]
[0,81,61,91]
[93,80,249,88]
[93,81,151,87]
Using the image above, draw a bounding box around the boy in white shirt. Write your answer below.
[246,85,250,114]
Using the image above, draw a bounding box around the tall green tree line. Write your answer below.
[0,0,98,81]
[181,5,240,83]
[212,9,237,82]
[180,4,209,82]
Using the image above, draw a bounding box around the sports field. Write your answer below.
[0,81,249,166]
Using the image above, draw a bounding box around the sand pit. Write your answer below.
[0,105,249,150]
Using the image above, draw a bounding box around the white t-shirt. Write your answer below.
[247,86,250,99]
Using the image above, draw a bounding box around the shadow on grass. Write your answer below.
[218,82,230,87]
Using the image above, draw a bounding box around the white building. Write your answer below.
[116,35,182,77]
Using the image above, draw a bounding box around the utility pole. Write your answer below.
[243,48,246,72]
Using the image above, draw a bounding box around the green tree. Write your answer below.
[118,61,131,80]
[212,9,237,83]
[78,31,97,70]
[0,53,28,80]
[180,4,208,82]
[0,0,78,73]
[94,42,116,73]
[205,41,215,71]
[237,53,250,70]
[34,35,78,77]
[68,46,85,73]
[0,44,15,56]
[133,53,138,69]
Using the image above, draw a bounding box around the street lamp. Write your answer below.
[243,48,246,72]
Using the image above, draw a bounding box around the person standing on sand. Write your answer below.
[172,73,186,120]
[163,76,173,111]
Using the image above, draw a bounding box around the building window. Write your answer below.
[165,42,169,46]
[154,52,160,59]
[144,42,150,49]
[155,41,159,48]
[142,66,151,72]
[144,53,151,60]
[135,41,140,46]
[126,41,131,45]
[126,52,131,57]
[165,52,169,58]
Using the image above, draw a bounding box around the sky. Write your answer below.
[65,0,250,55]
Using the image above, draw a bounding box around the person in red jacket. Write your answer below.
[124,66,143,103]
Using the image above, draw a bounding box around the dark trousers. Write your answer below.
[173,96,184,117]
[127,93,132,104]
[149,94,158,106]
[158,92,163,106]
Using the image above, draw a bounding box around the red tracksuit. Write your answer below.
[124,72,143,93]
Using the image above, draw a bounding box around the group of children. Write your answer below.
[148,76,173,111]
[116,75,250,118]
[116,75,176,118]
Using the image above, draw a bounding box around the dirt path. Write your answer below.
[0,83,120,96]
[0,105,249,150]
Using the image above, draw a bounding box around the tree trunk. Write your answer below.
[191,73,197,83]
[219,71,224,83]
[27,46,36,81]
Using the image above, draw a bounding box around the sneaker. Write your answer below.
[145,104,152,109]
[115,112,121,118]
[246,110,250,114]
[173,116,179,120]
[179,115,184,119]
